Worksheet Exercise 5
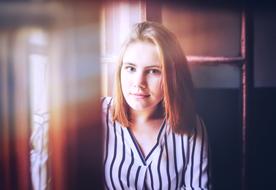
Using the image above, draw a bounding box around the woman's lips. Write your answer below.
[130,93,150,99]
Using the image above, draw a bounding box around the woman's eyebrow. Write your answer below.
[122,62,161,68]
[122,62,136,66]
[145,65,161,69]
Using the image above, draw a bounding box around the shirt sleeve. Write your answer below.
[101,96,113,163]
[101,96,112,124]
[182,116,211,190]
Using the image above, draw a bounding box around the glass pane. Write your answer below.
[101,1,144,57]
[189,63,241,88]
[162,5,241,57]
[254,11,276,87]
[28,29,49,190]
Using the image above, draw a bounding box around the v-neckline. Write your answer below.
[126,119,166,166]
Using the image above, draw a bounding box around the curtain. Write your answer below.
[0,28,31,190]
[0,2,103,190]
[47,3,103,190]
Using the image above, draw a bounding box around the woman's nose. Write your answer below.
[133,71,146,89]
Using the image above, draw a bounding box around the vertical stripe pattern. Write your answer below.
[102,97,210,190]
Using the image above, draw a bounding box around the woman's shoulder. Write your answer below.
[179,115,207,141]
[101,96,113,106]
[101,96,113,114]
[196,115,206,129]
[192,114,208,141]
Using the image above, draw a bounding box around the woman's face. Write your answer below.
[120,41,163,112]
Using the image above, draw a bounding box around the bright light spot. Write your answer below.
[28,29,48,46]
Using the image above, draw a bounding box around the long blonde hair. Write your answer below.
[112,21,196,134]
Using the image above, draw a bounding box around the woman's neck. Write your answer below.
[129,104,164,127]
[130,106,164,130]
[128,105,165,157]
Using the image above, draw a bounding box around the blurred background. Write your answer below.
[0,0,276,190]
[0,1,102,189]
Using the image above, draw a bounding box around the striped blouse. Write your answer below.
[102,97,211,190]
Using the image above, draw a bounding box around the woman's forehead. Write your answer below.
[122,41,161,66]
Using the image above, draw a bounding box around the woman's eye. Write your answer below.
[125,66,135,72]
[148,69,161,74]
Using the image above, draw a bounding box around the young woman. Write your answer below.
[102,21,210,190]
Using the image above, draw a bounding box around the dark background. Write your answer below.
[192,1,276,190]
[0,0,275,190]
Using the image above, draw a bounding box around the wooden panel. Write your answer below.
[161,5,242,57]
